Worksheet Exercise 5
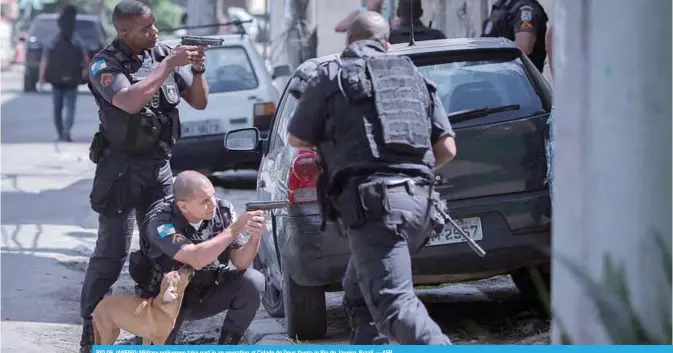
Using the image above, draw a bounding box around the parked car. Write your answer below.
[160,34,291,175]
[19,13,106,92]
[224,37,553,340]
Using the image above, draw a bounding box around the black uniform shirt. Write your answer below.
[389,19,447,45]
[88,39,194,106]
[288,40,455,148]
[144,197,244,270]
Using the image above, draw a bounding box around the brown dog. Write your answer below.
[92,266,194,345]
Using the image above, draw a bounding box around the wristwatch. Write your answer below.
[191,65,205,75]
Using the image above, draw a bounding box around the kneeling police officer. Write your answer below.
[131,170,267,344]
[287,11,457,345]
[79,0,210,351]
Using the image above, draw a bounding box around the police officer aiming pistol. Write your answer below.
[482,0,549,73]
[287,11,457,345]
[129,171,266,345]
[79,0,210,351]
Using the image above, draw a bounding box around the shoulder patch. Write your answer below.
[90,59,107,75]
[156,223,177,238]
[520,6,533,22]
[172,234,186,244]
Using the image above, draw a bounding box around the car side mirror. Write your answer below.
[224,127,262,152]
[272,65,291,80]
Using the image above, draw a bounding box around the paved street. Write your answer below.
[1,67,549,351]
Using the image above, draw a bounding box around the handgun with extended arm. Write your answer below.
[180,36,224,47]
[245,200,289,212]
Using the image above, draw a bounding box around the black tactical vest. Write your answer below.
[90,44,181,157]
[319,47,435,190]
[141,198,235,297]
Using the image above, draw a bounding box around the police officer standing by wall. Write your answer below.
[130,171,266,345]
[79,0,210,351]
[287,11,457,345]
[389,0,447,44]
[481,0,549,73]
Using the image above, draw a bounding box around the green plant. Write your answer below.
[533,232,672,344]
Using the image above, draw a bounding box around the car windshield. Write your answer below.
[29,18,102,45]
[204,46,259,94]
[417,58,544,121]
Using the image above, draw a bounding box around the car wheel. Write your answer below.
[282,270,327,341]
[23,70,36,92]
[510,264,551,315]
[254,256,285,318]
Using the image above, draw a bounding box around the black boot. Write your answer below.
[343,299,390,345]
[217,331,243,345]
[79,318,94,353]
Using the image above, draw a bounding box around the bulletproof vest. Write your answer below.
[141,198,235,296]
[90,45,181,157]
[481,0,520,38]
[320,53,435,190]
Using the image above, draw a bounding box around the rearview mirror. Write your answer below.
[272,65,291,80]
[224,128,260,152]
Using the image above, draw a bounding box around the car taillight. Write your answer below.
[288,149,319,204]
[253,102,275,131]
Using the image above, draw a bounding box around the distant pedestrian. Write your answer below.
[545,23,554,196]
[389,0,447,44]
[38,4,89,142]
[334,0,383,33]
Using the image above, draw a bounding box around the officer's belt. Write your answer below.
[372,177,431,196]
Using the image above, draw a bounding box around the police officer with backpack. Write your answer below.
[389,0,447,44]
[287,11,457,345]
[481,0,549,73]
[38,5,88,142]
[78,1,210,352]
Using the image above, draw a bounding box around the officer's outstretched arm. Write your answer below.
[89,57,175,115]
[148,219,238,270]
[433,136,457,168]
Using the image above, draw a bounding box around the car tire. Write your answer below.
[23,70,36,92]
[510,264,551,315]
[254,256,285,318]
[282,270,327,341]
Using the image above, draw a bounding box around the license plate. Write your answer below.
[427,217,483,246]
[181,119,222,137]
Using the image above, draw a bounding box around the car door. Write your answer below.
[256,76,300,281]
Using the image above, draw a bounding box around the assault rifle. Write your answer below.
[180,36,224,47]
[430,176,487,257]
[245,200,289,212]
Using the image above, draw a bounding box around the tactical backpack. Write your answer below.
[45,36,84,86]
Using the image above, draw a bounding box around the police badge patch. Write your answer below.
[166,84,179,103]
[520,6,533,22]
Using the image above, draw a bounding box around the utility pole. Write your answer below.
[551,0,671,344]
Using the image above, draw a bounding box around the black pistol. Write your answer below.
[180,36,224,47]
[245,201,289,212]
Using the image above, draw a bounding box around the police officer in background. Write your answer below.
[130,171,266,345]
[481,0,549,73]
[79,0,210,351]
[389,0,447,44]
[287,11,457,345]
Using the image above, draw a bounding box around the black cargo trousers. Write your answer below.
[337,175,452,345]
[80,150,174,320]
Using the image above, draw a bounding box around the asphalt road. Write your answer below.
[0,67,550,350]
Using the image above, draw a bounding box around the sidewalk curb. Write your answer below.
[243,318,292,345]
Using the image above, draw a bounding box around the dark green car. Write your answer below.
[225,37,553,341]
